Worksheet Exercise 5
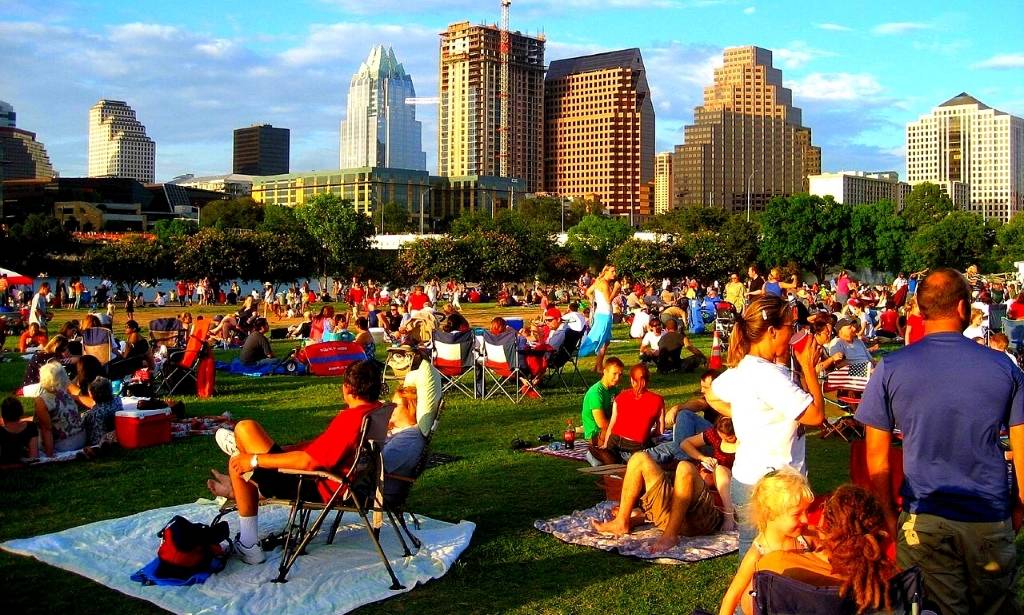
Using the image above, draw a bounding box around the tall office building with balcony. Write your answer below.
[340,46,426,171]
[88,99,156,183]
[544,49,655,221]
[233,124,289,176]
[672,46,820,213]
[438,21,544,192]
[906,93,1024,222]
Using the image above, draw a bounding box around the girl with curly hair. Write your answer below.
[755,484,899,614]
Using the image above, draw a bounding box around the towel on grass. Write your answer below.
[535,500,737,564]
[2,499,475,615]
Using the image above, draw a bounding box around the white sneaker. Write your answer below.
[215,428,238,457]
[235,537,265,565]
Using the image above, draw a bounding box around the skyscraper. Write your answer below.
[438,20,544,192]
[0,127,56,180]
[906,93,1024,222]
[0,100,14,128]
[88,100,156,183]
[340,46,426,171]
[672,46,820,213]
[654,152,673,215]
[545,49,655,220]
[233,124,289,176]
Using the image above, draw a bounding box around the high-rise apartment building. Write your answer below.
[0,100,14,128]
[438,21,544,192]
[808,171,910,207]
[340,46,426,171]
[672,46,820,213]
[1,128,56,180]
[654,152,673,215]
[906,92,1024,222]
[544,49,655,220]
[0,100,55,180]
[233,124,289,176]
[88,100,156,183]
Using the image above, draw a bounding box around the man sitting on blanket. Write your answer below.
[207,360,383,564]
[591,448,724,553]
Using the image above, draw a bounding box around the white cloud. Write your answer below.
[743,6,755,14]
[773,41,835,70]
[872,22,931,35]
[973,53,1024,70]
[790,72,884,101]
[0,19,442,179]
[816,23,851,32]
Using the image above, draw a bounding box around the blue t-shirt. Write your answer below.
[856,332,1024,522]
[763,281,782,297]
[827,338,873,364]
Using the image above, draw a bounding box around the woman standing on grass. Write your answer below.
[579,264,621,373]
[705,294,824,555]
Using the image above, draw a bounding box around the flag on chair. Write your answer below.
[825,362,871,391]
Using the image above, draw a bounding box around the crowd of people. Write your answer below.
[3,261,1024,615]
[577,265,1024,615]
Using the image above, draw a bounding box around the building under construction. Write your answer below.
[438,20,545,192]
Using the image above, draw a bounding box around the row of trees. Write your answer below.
[3,183,1021,290]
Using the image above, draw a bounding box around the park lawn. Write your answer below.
[0,307,883,614]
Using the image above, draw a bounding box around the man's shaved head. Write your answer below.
[917,268,970,323]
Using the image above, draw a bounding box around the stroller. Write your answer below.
[714,301,738,344]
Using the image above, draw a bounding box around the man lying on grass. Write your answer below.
[592,448,725,553]
[207,360,384,564]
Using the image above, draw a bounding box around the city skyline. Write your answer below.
[1,0,1021,182]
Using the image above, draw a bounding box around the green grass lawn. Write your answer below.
[0,314,861,614]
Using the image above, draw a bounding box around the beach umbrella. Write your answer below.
[0,267,34,286]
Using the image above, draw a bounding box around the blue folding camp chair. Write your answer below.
[753,566,927,615]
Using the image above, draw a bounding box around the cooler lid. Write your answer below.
[116,408,172,419]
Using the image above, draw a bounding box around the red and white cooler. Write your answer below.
[115,407,172,449]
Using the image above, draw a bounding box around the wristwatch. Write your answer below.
[251,454,259,469]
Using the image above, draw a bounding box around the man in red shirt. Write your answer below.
[1009,292,1024,321]
[407,285,429,311]
[208,360,384,564]
[347,283,365,316]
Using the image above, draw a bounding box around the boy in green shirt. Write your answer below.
[582,357,624,466]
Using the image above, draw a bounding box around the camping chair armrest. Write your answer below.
[277,468,347,483]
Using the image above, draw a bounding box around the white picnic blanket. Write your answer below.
[2,499,475,615]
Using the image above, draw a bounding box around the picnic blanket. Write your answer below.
[526,441,590,463]
[534,500,737,564]
[171,415,237,438]
[2,499,475,615]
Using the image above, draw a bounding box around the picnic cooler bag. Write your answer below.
[116,407,173,448]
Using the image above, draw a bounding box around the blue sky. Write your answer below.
[2,0,1022,182]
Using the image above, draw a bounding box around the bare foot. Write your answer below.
[591,516,631,537]
[210,468,229,483]
[650,533,679,553]
[207,478,233,498]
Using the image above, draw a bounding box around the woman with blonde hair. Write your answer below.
[579,264,621,373]
[706,294,824,555]
[34,361,85,456]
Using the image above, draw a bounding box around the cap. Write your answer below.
[836,317,859,330]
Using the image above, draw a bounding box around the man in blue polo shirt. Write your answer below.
[856,268,1024,615]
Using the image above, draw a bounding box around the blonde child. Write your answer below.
[718,467,816,615]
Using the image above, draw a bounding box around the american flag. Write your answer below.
[825,361,872,391]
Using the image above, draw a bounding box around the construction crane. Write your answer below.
[499,0,511,179]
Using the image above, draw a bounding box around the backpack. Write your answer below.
[154,515,230,579]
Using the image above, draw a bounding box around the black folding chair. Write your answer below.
[545,328,586,392]
[753,566,925,615]
[215,404,407,588]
